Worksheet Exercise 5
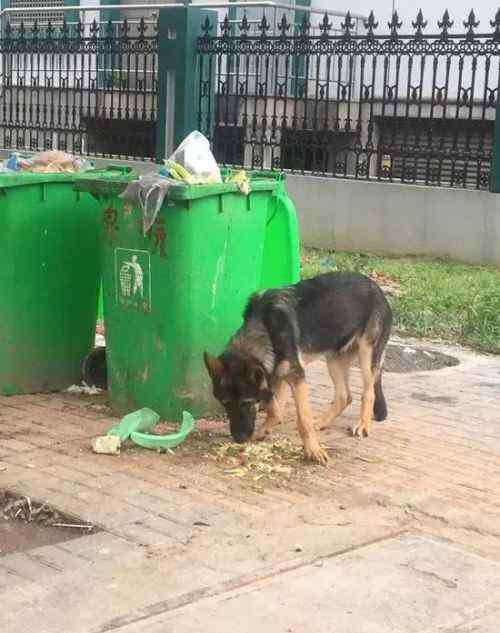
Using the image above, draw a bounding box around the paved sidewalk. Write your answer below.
[1,337,499,633]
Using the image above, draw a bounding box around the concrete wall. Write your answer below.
[287,175,500,266]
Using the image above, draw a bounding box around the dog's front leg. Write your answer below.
[289,378,329,465]
[255,380,288,440]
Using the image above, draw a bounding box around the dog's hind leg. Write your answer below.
[352,337,376,438]
[319,354,353,430]
[255,380,288,440]
[372,324,390,422]
[373,371,388,421]
[289,378,329,465]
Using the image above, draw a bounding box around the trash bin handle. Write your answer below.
[105,165,133,174]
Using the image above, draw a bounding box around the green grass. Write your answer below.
[301,248,500,354]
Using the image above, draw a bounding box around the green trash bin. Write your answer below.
[75,168,300,419]
[0,172,101,395]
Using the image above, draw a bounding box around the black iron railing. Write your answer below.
[0,18,158,159]
[197,9,500,189]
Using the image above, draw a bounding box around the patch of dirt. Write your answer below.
[368,271,403,298]
[0,490,98,557]
[384,343,459,373]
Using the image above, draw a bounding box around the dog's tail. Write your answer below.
[373,372,388,421]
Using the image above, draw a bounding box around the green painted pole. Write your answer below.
[155,6,217,163]
[292,0,310,95]
[490,103,500,193]
[64,0,80,28]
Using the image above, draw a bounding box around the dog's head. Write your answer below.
[204,352,272,443]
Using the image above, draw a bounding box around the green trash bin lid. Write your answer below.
[0,171,90,189]
[74,165,283,199]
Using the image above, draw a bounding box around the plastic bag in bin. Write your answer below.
[166,131,221,183]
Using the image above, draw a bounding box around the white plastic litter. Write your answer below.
[92,435,121,455]
[66,383,102,395]
[167,131,221,182]
[119,175,177,235]
[95,333,106,348]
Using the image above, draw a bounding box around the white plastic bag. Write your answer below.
[119,174,177,235]
[167,131,221,182]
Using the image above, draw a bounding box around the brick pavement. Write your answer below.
[0,335,499,632]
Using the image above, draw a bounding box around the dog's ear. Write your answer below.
[203,352,224,380]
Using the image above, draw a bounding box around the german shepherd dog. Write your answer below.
[204,272,392,465]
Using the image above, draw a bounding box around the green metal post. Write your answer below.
[155,6,217,162]
[64,0,80,28]
[99,0,120,24]
[490,103,500,193]
[292,0,310,94]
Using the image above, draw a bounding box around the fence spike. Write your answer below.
[239,12,250,39]
[412,9,427,39]
[298,13,310,38]
[221,13,231,38]
[438,9,453,40]
[463,9,479,41]
[490,8,500,41]
[341,10,355,39]
[388,11,402,39]
[138,17,148,38]
[278,13,290,40]
[319,11,332,38]
[90,18,99,38]
[258,14,270,40]
[364,10,379,38]
[201,15,213,37]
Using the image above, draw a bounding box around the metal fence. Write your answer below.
[0,17,158,159]
[0,7,499,190]
[197,9,500,189]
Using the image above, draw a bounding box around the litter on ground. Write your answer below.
[66,383,102,396]
[213,438,306,489]
[91,435,121,456]
[92,409,195,456]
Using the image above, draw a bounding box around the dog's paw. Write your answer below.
[317,412,332,431]
[351,421,370,438]
[304,441,329,466]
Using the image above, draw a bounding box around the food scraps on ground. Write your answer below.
[214,438,305,486]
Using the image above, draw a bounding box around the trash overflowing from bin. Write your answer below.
[119,131,251,234]
[225,169,251,195]
[1,150,93,174]
[120,174,177,235]
[164,130,222,183]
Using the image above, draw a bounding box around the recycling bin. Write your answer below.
[0,172,101,395]
[75,168,300,418]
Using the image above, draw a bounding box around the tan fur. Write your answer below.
[255,380,288,440]
[289,378,329,465]
[319,353,353,429]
